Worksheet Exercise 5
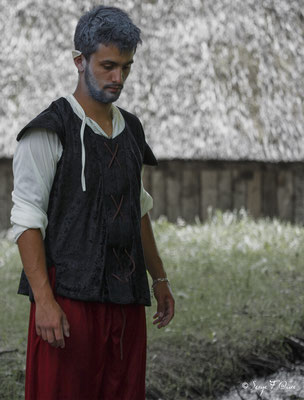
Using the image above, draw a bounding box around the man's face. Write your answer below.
[84,43,134,104]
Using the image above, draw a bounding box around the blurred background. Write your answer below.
[1,1,304,399]
[0,0,303,230]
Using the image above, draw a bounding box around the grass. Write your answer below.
[145,210,304,399]
[1,210,304,399]
[0,238,29,400]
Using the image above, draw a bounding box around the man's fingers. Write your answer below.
[153,283,175,327]
[153,296,175,328]
[153,315,163,325]
[162,301,174,326]
[46,329,57,347]
[34,301,70,348]
[62,315,70,338]
[40,328,48,341]
[156,302,165,318]
[165,298,175,324]
[53,313,70,348]
[54,325,65,349]
[153,306,165,326]
[153,311,163,319]
[36,325,42,337]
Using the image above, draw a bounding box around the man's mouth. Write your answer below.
[106,86,123,92]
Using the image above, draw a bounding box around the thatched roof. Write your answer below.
[0,0,303,161]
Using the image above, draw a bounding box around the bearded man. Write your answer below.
[11,5,174,400]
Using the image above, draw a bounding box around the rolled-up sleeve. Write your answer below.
[140,167,153,217]
[10,128,62,242]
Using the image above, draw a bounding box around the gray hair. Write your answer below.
[74,5,142,59]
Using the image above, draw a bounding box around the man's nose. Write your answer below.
[112,68,123,84]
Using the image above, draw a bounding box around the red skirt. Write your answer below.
[25,267,147,400]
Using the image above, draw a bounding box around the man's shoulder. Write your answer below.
[116,106,157,166]
[17,97,70,144]
[117,106,143,130]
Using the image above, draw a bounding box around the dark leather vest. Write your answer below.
[16,97,158,305]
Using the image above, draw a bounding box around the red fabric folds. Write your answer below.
[25,267,147,400]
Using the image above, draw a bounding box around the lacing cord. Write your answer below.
[102,139,132,362]
[124,248,136,278]
[104,142,121,168]
[80,115,87,192]
[79,118,121,192]
[111,194,124,221]
[112,248,124,282]
[77,108,128,360]
[111,247,136,282]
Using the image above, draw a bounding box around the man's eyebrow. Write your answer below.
[100,59,134,65]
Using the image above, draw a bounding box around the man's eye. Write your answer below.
[103,65,113,70]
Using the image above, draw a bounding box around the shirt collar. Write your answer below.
[64,94,125,139]
[64,94,126,192]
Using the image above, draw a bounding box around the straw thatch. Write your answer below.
[0,0,303,161]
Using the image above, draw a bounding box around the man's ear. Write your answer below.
[74,55,86,73]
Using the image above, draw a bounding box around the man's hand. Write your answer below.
[35,299,70,348]
[152,282,175,329]
[140,212,175,329]
[17,229,70,348]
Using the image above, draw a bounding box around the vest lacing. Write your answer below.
[104,141,136,282]
[79,114,136,281]
[104,142,121,168]
[111,248,136,282]
[78,111,135,359]
[111,194,124,221]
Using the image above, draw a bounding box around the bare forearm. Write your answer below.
[141,212,167,280]
[17,228,70,347]
[17,228,54,303]
[141,212,175,328]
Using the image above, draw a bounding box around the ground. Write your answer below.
[1,211,304,399]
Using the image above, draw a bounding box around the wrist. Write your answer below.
[33,283,54,305]
[151,278,170,295]
[152,277,169,287]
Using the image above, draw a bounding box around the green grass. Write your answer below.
[2,210,304,399]
[0,239,29,400]
[145,210,304,399]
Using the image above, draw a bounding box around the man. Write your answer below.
[11,5,174,400]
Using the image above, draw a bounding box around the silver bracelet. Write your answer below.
[152,278,170,291]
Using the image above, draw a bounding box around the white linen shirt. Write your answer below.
[10,94,153,243]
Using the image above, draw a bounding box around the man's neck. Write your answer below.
[73,88,114,137]
[73,88,113,122]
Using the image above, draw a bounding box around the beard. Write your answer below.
[84,64,123,104]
